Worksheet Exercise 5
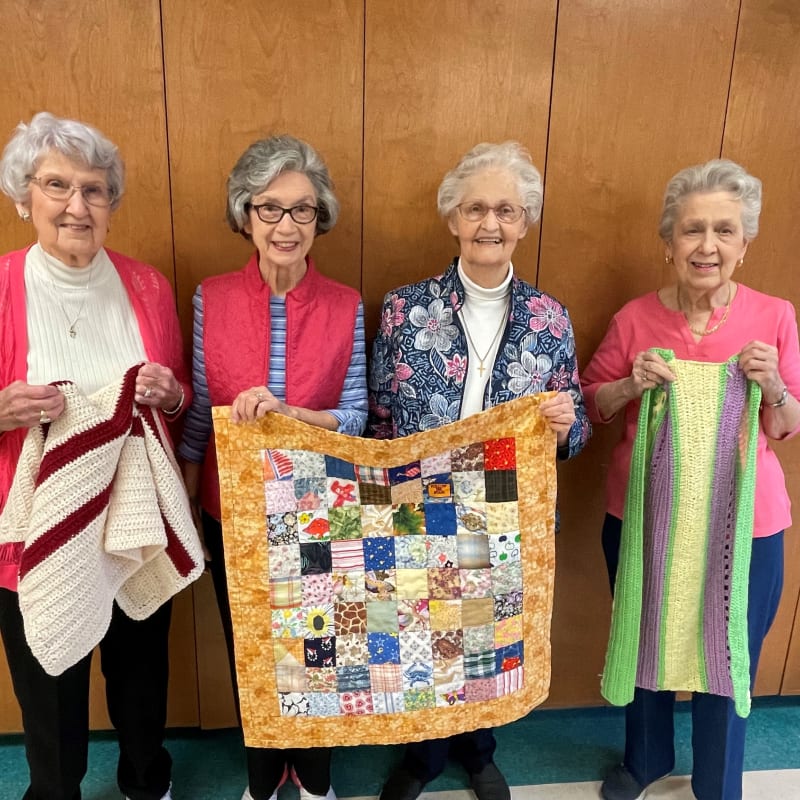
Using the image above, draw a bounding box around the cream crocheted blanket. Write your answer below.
[0,365,203,675]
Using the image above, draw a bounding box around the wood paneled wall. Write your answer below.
[1,0,799,732]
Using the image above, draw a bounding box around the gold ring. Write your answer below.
[39,409,51,424]
[257,392,265,401]
[144,387,153,398]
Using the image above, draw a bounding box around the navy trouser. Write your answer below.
[402,728,497,783]
[203,510,332,799]
[0,589,173,800]
[602,514,784,800]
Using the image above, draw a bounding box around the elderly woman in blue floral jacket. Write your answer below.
[369,142,590,800]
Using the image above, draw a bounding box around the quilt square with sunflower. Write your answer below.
[213,394,556,747]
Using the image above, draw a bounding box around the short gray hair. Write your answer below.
[0,111,124,209]
[437,141,543,223]
[226,135,339,239]
[659,158,762,242]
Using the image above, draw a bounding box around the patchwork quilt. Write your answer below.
[213,394,557,747]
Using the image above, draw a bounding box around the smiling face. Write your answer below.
[18,150,112,268]
[244,170,318,280]
[447,168,528,287]
[666,190,749,296]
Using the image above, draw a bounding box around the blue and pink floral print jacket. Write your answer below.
[368,259,590,460]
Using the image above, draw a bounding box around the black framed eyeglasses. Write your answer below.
[456,201,526,224]
[248,203,319,225]
[28,175,113,207]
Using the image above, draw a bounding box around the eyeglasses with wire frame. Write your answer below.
[248,203,319,225]
[456,201,526,224]
[28,175,114,207]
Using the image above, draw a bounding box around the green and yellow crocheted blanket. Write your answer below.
[601,350,761,718]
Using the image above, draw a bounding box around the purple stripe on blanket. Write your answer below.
[703,365,747,697]
[637,409,674,688]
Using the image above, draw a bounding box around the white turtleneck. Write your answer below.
[457,259,513,419]
[24,244,147,394]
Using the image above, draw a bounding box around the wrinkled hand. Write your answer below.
[0,381,65,431]
[629,350,676,398]
[136,362,183,411]
[738,340,783,401]
[231,386,287,423]
[539,391,576,446]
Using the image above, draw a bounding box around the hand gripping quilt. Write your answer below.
[212,394,557,747]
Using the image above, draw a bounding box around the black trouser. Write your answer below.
[203,510,332,799]
[0,589,173,800]
[402,729,497,783]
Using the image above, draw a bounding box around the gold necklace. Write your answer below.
[678,283,732,337]
[459,297,510,377]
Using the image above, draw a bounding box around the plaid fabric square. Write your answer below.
[367,600,399,633]
[300,542,332,574]
[456,504,487,535]
[265,480,297,513]
[431,630,463,659]
[402,662,434,690]
[302,606,335,639]
[297,510,330,542]
[429,601,461,631]
[423,474,454,502]
[372,692,405,714]
[304,637,336,667]
[495,642,524,673]
[484,438,516,470]
[393,503,426,535]
[363,537,395,570]
[355,465,389,485]
[301,573,334,606]
[340,690,374,715]
[332,570,365,602]
[291,450,326,478]
[306,666,338,692]
[397,599,430,631]
[336,633,368,666]
[452,471,486,503]
[497,665,524,695]
[465,677,498,702]
[460,569,493,600]
[395,536,429,569]
[271,608,306,638]
[328,507,362,541]
[294,476,327,507]
[369,663,403,693]
[262,449,294,481]
[451,443,484,471]
[358,483,392,505]
[464,650,497,679]
[428,567,461,600]
[268,512,299,545]
[336,666,371,691]
[461,597,495,628]
[271,577,301,609]
[494,590,523,620]
[331,540,364,571]
[367,632,400,664]
[484,471,518,502]
[395,569,428,600]
[424,502,457,535]
[496,615,523,648]
[456,533,490,568]
[399,629,432,662]
[324,456,356,479]
[327,478,360,508]
[420,452,452,476]
[365,569,396,601]
[391,479,423,504]
[308,692,341,716]
[463,623,494,653]
[493,562,522,595]
[269,544,301,578]
[488,531,521,563]
[389,462,421,484]
[404,687,435,710]
[279,693,310,716]
[361,504,394,537]
[276,663,307,692]
[334,602,367,635]
[427,536,458,569]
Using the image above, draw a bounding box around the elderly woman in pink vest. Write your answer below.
[179,134,367,800]
[0,113,196,800]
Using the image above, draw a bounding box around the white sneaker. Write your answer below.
[298,787,336,800]
[241,789,277,800]
[126,791,171,800]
